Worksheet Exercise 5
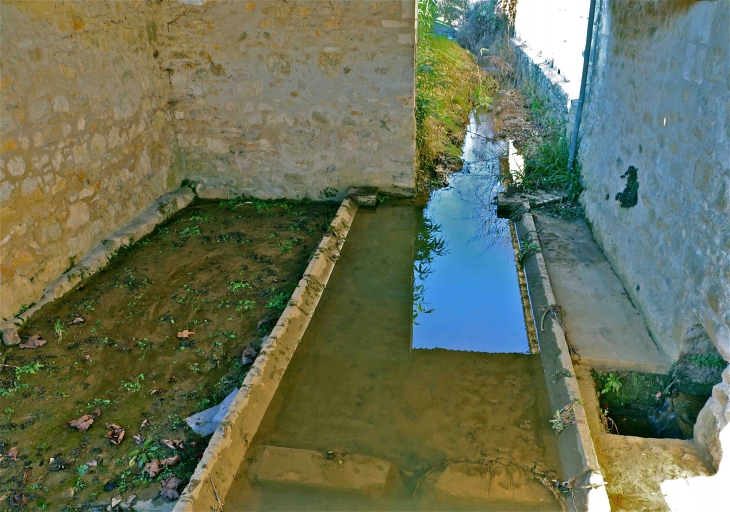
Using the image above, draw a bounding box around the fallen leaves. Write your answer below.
[3,446,19,461]
[143,455,180,478]
[159,476,183,500]
[143,459,163,478]
[105,423,125,445]
[19,334,47,349]
[68,411,100,432]
[140,419,149,430]
[241,343,258,365]
[176,330,195,339]
[8,491,27,508]
[151,388,164,395]
[70,315,85,324]
[133,434,146,445]
[87,460,98,467]
[161,455,180,467]
[161,439,184,450]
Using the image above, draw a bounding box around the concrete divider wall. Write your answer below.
[514,209,610,512]
[174,196,359,511]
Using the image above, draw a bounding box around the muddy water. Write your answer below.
[414,112,528,353]
[0,199,330,509]
[224,202,562,510]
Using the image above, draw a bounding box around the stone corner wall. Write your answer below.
[165,0,417,201]
[579,0,729,364]
[0,0,181,321]
[0,0,418,321]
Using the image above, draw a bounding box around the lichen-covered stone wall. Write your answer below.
[580,0,729,363]
[0,0,180,322]
[164,0,416,199]
[0,0,417,322]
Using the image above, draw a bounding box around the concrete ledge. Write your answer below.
[513,201,610,512]
[173,196,359,512]
[0,187,195,331]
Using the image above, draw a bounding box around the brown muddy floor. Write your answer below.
[0,198,332,510]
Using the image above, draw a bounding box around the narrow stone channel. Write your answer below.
[224,112,563,510]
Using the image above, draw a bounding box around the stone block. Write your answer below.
[251,445,402,497]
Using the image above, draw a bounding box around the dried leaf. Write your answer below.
[71,316,85,324]
[159,476,183,500]
[151,388,164,395]
[69,414,96,432]
[655,391,662,399]
[8,492,28,508]
[161,439,184,450]
[133,434,145,445]
[124,494,137,506]
[160,455,180,467]
[111,497,122,507]
[241,343,258,365]
[19,334,47,349]
[3,446,19,461]
[140,419,149,430]
[176,330,195,339]
[22,467,32,484]
[87,460,98,467]
[105,423,125,445]
[143,459,163,478]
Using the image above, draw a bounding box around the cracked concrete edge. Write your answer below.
[0,187,196,332]
[514,202,611,512]
[172,197,359,512]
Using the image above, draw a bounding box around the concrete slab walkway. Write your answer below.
[534,213,671,373]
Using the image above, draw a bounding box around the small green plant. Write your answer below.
[551,369,572,384]
[121,374,144,392]
[550,399,583,434]
[16,362,45,375]
[517,235,540,266]
[266,291,290,310]
[229,280,251,292]
[54,318,65,341]
[128,437,159,468]
[601,373,622,395]
[687,354,726,370]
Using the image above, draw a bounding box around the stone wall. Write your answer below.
[164,0,416,200]
[579,0,729,470]
[579,0,729,364]
[0,0,417,322]
[0,0,180,322]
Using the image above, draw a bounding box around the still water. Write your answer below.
[413,112,528,353]
[224,113,561,510]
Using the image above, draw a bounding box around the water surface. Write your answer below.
[413,112,528,353]
[224,202,561,510]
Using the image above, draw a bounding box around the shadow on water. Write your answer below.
[413,111,528,353]
[224,112,563,510]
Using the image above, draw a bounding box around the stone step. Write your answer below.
[425,462,556,506]
[250,445,402,497]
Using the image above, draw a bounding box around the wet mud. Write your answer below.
[0,198,331,510]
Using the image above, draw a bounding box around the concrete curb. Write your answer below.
[513,202,611,512]
[173,196,359,512]
[0,188,195,332]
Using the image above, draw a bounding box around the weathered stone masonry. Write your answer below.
[0,0,417,321]
[578,0,729,468]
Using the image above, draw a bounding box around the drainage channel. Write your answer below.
[214,111,563,511]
